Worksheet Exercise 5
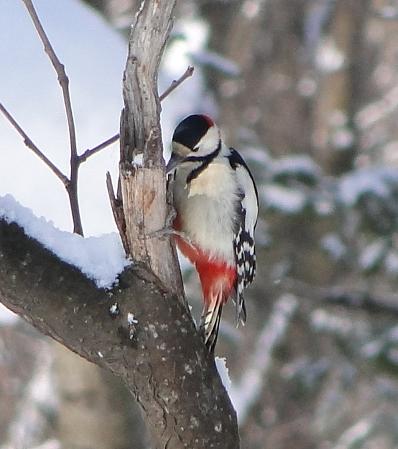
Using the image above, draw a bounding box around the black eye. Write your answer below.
[192,145,199,152]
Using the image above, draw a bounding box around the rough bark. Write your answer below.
[0,219,239,448]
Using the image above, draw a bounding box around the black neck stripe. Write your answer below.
[186,140,222,184]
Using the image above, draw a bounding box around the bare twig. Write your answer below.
[159,65,194,101]
[22,0,82,234]
[0,102,68,186]
[22,0,78,159]
[81,66,195,162]
[79,133,120,163]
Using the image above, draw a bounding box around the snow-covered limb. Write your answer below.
[261,185,307,214]
[332,414,377,449]
[230,294,298,424]
[0,195,129,289]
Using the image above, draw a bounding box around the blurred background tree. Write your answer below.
[3,0,398,448]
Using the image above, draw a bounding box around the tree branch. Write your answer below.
[159,65,195,101]
[22,0,83,235]
[0,102,68,186]
[21,0,78,159]
[0,218,239,449]
[79,133,120,163]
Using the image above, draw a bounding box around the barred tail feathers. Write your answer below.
[200,291,223,353]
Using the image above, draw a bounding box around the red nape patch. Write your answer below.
[174,229,236,306]
[200,114,215,128]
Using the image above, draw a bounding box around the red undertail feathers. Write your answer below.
[175,232,236,352]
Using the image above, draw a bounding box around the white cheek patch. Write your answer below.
[187,163,232,199]
[195,126,220,155]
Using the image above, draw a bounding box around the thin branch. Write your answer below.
[80,66,195,163]
[22,0,83,236]
[0,102,69,186]
[159,65,194,101]
[22,0,78,159]
[78,133,120,163]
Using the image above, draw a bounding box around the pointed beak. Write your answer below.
[166,153,184,174]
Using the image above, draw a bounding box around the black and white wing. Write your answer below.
[228,148,259,325]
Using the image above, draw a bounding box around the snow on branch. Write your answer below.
[0,195,128,288]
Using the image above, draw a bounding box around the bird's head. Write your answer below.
[167,114,221,173]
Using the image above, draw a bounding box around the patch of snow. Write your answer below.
[0,195,129,288]
[132,153,143,167]
[332,128,354,149]
[214,422,222,433]
[215,357,232,393]
[242,0,262,19]
[385,250,398,274]
[316,38,345,73]
[311,309,354,337]
[30,439,61,449]
[376,6,398,19]
[271,155,321,180]
[261,185,307,214]
[359,239,386,271]
[192,51,240,77]
[321,233,346,261]
[127,312,138,325]
[338,167,398,206]
[244,147,271,168]
[109,302,120,316]
[332,416,375,449]
[356,84,398,130]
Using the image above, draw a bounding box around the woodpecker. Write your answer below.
[167,114,258,352]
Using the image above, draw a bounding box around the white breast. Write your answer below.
[173,160,239,265]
